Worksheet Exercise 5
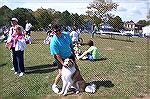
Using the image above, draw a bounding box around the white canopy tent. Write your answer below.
[142,25,150,36]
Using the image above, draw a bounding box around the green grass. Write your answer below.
[0,32,149,99]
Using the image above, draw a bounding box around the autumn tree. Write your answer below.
[86,0,118,24]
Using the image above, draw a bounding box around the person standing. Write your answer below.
[70,26,79,44]
[6,18,19,71]
[25,20,32,44]
[91,24,98,38]
[50,24,79,93]
[13,25,26,76]
[25,20,32,36]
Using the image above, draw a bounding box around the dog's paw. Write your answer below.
[62,91,68,96]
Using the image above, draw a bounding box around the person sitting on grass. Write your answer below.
[77,40,100,61]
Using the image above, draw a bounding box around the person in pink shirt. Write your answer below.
[13,25,26,76]
[6,25,26,76]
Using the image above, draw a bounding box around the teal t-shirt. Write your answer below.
[87,46,100,59]
[50,33,72,59]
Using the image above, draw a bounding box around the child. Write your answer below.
[77,40,100,61]
[1,27,9,42]
[25,34,32,44]
[11,25,26,76]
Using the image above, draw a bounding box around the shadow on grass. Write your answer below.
[0,63,7,67]
[25,64,57,74]
[97,36,134,42]
[33,38,45,41]
[87,80,114,90]
[65,80,114,95]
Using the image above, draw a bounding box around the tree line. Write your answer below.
[0,5,93,31]
[0,4,149,31]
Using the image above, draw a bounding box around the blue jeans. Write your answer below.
[12,48,25,73]
[87,53,94,61]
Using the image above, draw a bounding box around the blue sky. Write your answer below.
[0,0,149,22]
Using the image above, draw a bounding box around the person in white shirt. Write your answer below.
[70,26,79,44]
[7,18,18,44]
[25,20,32,36]
[6,24,26,76]
[6,18,19,71]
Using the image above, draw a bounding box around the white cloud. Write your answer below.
[112,1,148,22]
[128,7,142,15]
[1,0,90,14]
[19,2,89,15]
[117,6,127,12]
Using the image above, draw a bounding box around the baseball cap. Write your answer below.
[11,18,18,22]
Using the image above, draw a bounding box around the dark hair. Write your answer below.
[73,26,77,31]
[46,30,52,35]
[87,40,94,46]
[52,24,61,32]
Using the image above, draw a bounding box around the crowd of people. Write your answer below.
[2,17,101,94]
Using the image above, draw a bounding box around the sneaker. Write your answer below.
[11,67,14,71]
[70,86,76,89]
[52,84,59,93]
[14,72,17,74]
[75,90,79,94]
[19,72,24,77]
[91,83,96,89]
[85,85,93,93]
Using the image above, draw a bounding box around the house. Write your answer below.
[124,20,145,33]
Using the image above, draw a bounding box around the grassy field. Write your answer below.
[0,32,149,99]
